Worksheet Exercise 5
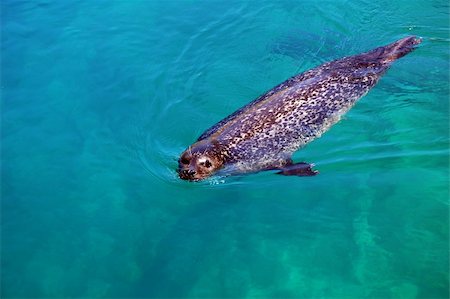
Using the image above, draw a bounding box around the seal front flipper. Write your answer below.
[275,162,319,177]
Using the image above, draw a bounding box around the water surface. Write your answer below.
[2,0,449,298]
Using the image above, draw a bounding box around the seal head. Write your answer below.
[177,140,224,181]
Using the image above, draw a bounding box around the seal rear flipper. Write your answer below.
[358,36,422,65]
[275,162,319,177]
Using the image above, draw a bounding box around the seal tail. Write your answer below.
[362,36,422,64]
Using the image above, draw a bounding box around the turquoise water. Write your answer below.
[2,0,449,298]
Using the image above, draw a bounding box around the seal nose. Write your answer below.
[182,169,196,176]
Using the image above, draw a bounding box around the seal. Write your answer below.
[178,36,422,181]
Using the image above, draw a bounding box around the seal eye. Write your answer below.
[180,157,189,165]
[198,158,212,168]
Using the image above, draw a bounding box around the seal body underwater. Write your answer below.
[178,36,422,181]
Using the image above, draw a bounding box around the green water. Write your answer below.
[2,1,449,298]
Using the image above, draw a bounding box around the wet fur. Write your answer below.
[178,36,421,181]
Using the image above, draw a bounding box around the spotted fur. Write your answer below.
[178,36,421,180]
